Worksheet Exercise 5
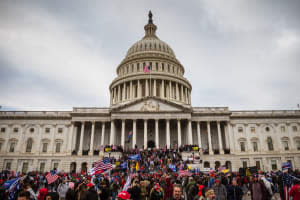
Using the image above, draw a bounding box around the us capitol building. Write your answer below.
[0,12,300,173]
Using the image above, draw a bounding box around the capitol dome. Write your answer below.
[110,11,192,107]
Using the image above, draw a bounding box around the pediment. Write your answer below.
[112,97,190,113]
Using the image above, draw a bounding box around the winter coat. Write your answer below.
[213,184,227,200]
[57,183,69,198]
[85,188,98,200]
[227,185,243,200]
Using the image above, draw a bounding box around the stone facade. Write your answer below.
[0,13,300,173]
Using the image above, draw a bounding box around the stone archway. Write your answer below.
[70,162,76,173]
[147,140,155,148]
[81,162,88,173]
[215,161,221,170]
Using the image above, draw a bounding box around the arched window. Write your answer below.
[267,137,274,151]
[26,138,33,152]
[204,161,210,168]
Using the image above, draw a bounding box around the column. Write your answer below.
[78,122,85,156]
[67,122,74,154]
[101,122,105,146]
[161,80,165,98]
[153,79,157,96]
[207,121,213,155]
[144,120,147,149]
[89,121,95,155]
[188,90,191,104]
[197,122,201,147]
[130,81,133,99]
[137,80,141,98]
[188,120,193,145]
[114,87,117,103]
[110,90,113,105]
[185,87,188,103]
[155,119,159,148]
[217,121,224,154]
[50,124,56,154]
[121,120,125,148]
[145,79,149,96]
[36,125,43,154]
[2,125,10,153]
[176,82,179,100]
[287,123,295,150]
[110,120,115,145]
[227,123,234,153]
[181,85,184,102]
[169,81,172,99]
[177,120,182,147]
[122,82,126,100]
[118,85,121,102]
[132,120,137,148]
[166,119,170,148]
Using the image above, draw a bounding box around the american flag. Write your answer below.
[178,170,192,177]
[144,65,151,73]
[46,171,59,184]
[93,158,113,171]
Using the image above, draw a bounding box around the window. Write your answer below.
[267,137,274,151]
[9,142,15,152]
[45,128,50,133]
[250,127,256,133]
[255,161,261,170]
[281,126,286,133]
[271,160,277,170]
[240,142,245,152]
[6,162,11,170]
[42,143,48,153]
[58,128,63,133]
[265,127,270,132]
[26,138,33,152]
[156,63,158,70]
[55,143,61,153]
[22,162,28,173]
[13,128,18,133]
[162,63,164,71]
[253,142,258,152]
[40,162,45,172]
[238,127,243,133]
[1,127,5,132]
[53,163,59,170]
[30,128,34,133]
[283,141,289,151]
[296,141,300,150]
[242,161,247,168]
[293,126,298,132]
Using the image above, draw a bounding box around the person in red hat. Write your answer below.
[117,191,130,200]
[213,179,227,200]
[150,183,164,200]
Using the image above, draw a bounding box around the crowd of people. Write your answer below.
[1,147,300,200]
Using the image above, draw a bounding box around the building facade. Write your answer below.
[1,13,300,173]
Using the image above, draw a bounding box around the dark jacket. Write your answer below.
[65,189,76,200]
[227,185,243,200]
[85,188,98,200]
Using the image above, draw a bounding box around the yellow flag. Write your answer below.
[222,169,229,174]
[246,168,251,177]
[136,162,139,171]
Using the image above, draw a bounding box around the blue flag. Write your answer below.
[128,154,141,161]
[168,164,177,172]
[4,178,20,200]
[121,162,128,169]
[282,162,292,170]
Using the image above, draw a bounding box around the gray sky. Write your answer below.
[0,0,300,111]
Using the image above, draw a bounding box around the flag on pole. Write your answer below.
[121,162,128,169]
[88,158,113,175]
[126,131,133,143]
[128,154,141,161]
[144,65,151,73]
[4,178,20,200]
[122,175,132,191]
[46,171,59,184]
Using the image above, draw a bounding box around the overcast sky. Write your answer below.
[0,0,300,111]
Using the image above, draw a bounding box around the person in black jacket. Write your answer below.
[85,183,98,200]
[227,180,243,200]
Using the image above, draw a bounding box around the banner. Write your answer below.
[128,154,141,161]
[282,162,292,170]
[105,147,112,152]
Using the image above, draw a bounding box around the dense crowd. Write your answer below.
[1,148,300,200]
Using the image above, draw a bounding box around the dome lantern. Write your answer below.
[143,10,158,39]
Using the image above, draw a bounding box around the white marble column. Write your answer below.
[130,81,133,100]
[185,87,188,103]
[169,81,172,99]
[67,122,74,154]
[176,83,179,100]
[287,123,295,150]
[177,120,182,147]
[89,121,95,155]
[227,123,234,153]
[144,120,147,149]
[78,122,85,156]
[101,122,105,146]
[181,85,184,102]
[188,120,193,145]
[197,122,201,147]
[217,121,224,154]
[155,119,159,148]
[36,125,43,154]
[114,87,117,103]
[50,124,56,154]
[166,119,170,148]
[110,120,115,145]
[153,79,157,96]
[137,80,141,98]
[132,120,137,148]
[2,125,10,153]
[123,82,126,100]
[145,79,149,96]
[118,85,121,102]
[110,90,113,105]
[121,120,125,148]
[161,80,165,98]
[207,121,213,155]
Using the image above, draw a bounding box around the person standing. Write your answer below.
[213,179,227,200]
[57,179,69,200]
[227,180,243,200]
[289,179,300,200]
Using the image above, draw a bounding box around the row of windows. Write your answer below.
[242,159,293,171]
[0,140,63,153]
[118,61,183,76]
[5,161,59,173]
[0,127,64,133]
[237,125,298,133]
[239,138,300,152]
